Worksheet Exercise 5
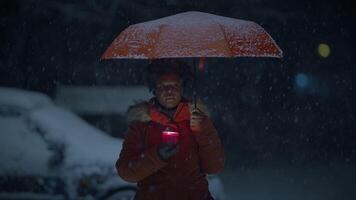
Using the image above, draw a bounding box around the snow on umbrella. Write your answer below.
[101,11,283,59]
[101,11,283,109]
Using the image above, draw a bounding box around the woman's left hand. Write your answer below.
[190,109,207,132]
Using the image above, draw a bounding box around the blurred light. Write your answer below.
[295,73,309,88]
[318,43,331,58]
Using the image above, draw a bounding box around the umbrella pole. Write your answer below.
[193,58,197,110]
[193,58,206,113]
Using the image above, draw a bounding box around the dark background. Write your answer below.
[1,0,355,168]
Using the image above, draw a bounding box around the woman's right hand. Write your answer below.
[157,142,179,161]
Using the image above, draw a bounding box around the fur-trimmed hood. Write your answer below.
[126,99,210,123]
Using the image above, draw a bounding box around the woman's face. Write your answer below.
[155,74,183,109]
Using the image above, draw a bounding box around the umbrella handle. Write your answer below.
[193,58,198,109]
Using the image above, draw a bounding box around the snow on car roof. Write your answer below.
[0,87,52,110]
[29,105,123,170]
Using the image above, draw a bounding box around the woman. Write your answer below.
[116,59,225,200]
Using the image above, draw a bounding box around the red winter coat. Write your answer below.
[116,98,225,200]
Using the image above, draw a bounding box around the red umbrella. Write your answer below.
[101,11,283,108]
[102,11,283,59]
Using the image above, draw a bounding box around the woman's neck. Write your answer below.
[154,98,177,119]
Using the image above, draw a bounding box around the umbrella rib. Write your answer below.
[215,22,234,57]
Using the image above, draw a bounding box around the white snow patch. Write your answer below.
[0,87,52,110]
[28,105,122,169]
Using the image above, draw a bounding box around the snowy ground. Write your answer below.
[219,163,356,200]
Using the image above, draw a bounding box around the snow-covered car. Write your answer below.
[0,87,225,200]
[0,88,135,200]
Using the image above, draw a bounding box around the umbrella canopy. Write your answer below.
[102,11,283,59]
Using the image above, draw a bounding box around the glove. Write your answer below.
[190,109,207,133]
[157,142,179,161]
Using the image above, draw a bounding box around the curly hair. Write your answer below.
[145,59,193,94]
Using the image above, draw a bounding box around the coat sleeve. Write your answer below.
[193,118,225,174]
[116,122,166,182]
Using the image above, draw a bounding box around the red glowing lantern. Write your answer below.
[161,130,179,144]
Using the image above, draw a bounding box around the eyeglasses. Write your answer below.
[156,83,181,93]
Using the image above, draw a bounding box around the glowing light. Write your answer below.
[295,73,309,88]
[162,131,179,143]
[162,131,179,136]
[318,43,330,58]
